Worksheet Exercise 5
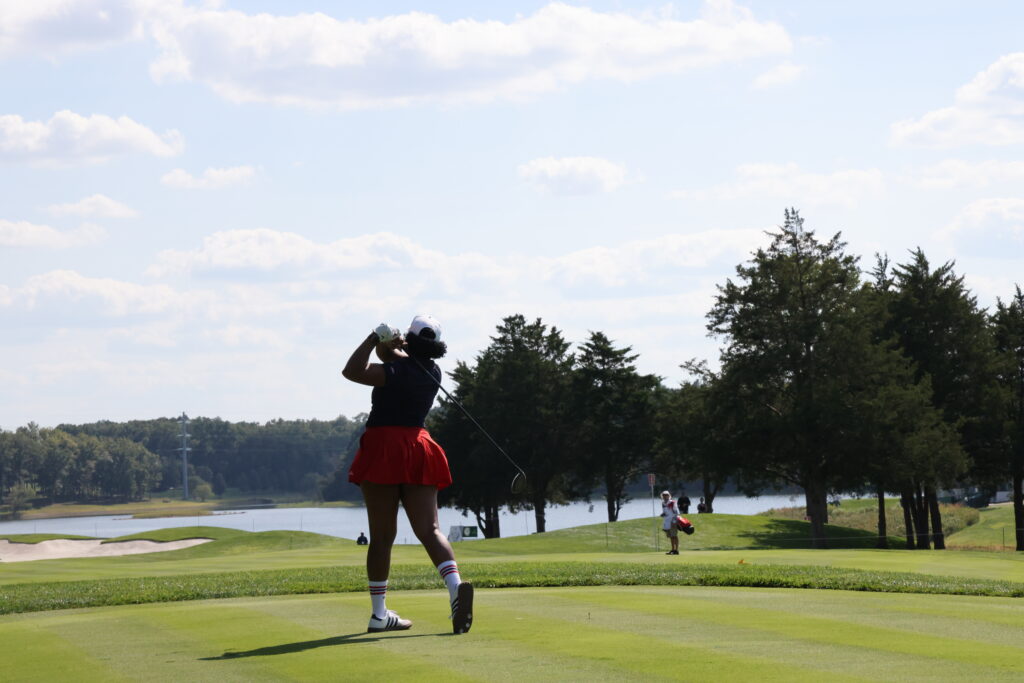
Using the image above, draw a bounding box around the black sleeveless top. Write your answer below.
[365,357,441,428]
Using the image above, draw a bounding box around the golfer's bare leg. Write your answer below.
[360,482,401,581]
[400,484,455,566]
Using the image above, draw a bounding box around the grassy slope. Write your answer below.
[761,498,981,539]
[0,534,98,543]
[3,588,1024,682]
[3,517,1024,585]
[946,504,1019,550]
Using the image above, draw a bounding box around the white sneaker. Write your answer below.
[367,610,412,633]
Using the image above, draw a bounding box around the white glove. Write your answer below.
[374,323,401,342]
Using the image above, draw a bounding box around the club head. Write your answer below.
[510,471,528,495]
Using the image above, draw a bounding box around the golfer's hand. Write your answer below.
[374,323,401,343]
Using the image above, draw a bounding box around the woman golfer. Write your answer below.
[343,315,473,634]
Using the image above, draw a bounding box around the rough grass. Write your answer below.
[759,500,979,538]
[3,560,1023,615]
[946,504,1021,550]
[130,509,214,519]
[0,534,97,544]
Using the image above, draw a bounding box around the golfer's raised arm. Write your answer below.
[342,332,387,386]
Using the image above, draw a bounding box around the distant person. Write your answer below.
[660,490,680,555]
[678,493,691,514]
[697,497,708,513]
[343,315,473,634]
[356,532,368,545]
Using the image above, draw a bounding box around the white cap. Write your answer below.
[409,314,442,341]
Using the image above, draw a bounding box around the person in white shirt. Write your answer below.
[660,490,680,555]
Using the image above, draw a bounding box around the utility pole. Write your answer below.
[177,412,191,500]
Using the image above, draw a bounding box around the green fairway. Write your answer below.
[3,586,1024,682]
[3,519,1023,588]
[3,520,1024,616]
[3,515,1024,680]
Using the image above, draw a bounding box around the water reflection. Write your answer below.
[0,494,806,542]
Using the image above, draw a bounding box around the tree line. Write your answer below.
[0,416,366,514]
[3,210,1022,551]
[431,211,1024,551]
[0,425,161,516]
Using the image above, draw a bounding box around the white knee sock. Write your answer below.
[369,580,388,618]
[436,560,462,603]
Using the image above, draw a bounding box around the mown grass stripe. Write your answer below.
[667,585,1024,650]
[5,588,1024,682]
[144,600,477,682]
[527,586,998,683]
[3,561,1024,616]
[0,621,130,683]
[876,594,1024,630]
[477,597,867,682]
[35,612,266,683]
[570,587,1024,674]
[239,592,664,682]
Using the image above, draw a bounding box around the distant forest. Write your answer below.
[0,415,367,508]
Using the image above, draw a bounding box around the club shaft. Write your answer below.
[410,356,526,478]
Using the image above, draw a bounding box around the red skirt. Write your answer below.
[348,426,452,489]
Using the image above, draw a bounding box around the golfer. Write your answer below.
[660,490,680,555]
[343,315,473,634]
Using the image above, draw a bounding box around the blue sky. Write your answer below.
[2,0,1023,427]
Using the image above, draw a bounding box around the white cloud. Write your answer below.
[0,220,105,248]
[12,270,182,315]
[0,2,792,109]
[518,156,628,195]
[937,198,1024,248]
[148,229,399,275]
[45,194,138,218]
[146,0,791,108]
[161,165,257,189]
[908,159,1024,190]
[675,162,884,207]
[539,229,764,287]
[0,110,183,165]
[751,61,805,89]
[892,53,1024,148]
[146,229,512,294]
[202,325,292,350]
[0,0,149,60]
[1,226,770,421]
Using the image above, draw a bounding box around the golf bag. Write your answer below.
[675,516,695,535]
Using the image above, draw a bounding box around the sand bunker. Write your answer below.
[0,538,212,562]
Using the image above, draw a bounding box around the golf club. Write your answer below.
[408,354,528,494]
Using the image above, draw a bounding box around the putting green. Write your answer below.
[3,586,1024,681]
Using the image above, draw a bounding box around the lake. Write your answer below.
[0,493,807,543]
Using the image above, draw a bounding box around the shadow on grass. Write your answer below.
[201,632,440,660]
[736,518,901,550]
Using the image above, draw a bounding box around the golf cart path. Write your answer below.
[0,538,212,562]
